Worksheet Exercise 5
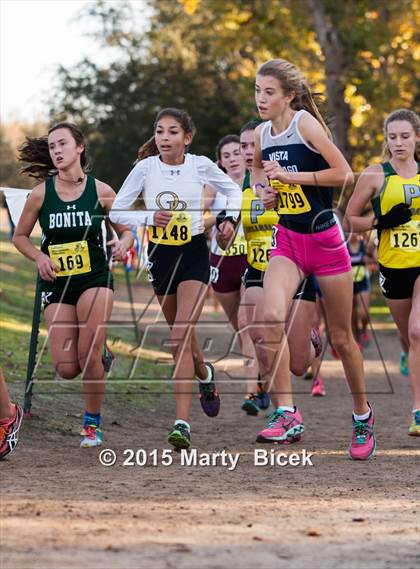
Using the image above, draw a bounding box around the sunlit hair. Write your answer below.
[257,59,330,137]
[383,109,420,161]
[136,108,196,163]
[215,134,240,171]
[18,122,88,180]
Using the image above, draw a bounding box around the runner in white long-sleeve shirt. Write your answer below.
[110,108,241,450]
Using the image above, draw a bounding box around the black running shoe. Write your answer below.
[198,363,220,417]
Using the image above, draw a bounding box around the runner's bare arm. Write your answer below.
[344,165,383,233]
[12,184,59,281]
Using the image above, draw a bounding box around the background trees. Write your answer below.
[2,0,418,190]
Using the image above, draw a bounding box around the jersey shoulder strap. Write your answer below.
[242,170,250,191]
[381,162,395,178]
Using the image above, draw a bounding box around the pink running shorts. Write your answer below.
[270,223,351,277]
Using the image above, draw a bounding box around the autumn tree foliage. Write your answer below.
[46,0,418,188]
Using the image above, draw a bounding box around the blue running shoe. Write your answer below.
[257,378,270,410]
[256,390,270,410]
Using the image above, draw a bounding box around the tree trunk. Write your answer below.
[306,0,353,164]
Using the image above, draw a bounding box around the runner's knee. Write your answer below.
[289,357,308,377]
[263,304,287,331]
[329,328,353,353]
[55,362,79,379]
[408,320,420,347]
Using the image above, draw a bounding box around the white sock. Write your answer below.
[174,419,190,430]
[353,409,371,421]
[197,364,212,384]
[277,406,295,414]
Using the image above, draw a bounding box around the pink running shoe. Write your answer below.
[348,403,376,460]
[256,407,304,443]
[311,376,326,397]
[310,327,323,358]
[0,403,23,460]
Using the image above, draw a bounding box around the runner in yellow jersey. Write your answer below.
[346,109,420,436]
[206,133,263,410]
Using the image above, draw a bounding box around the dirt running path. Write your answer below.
[1,278,419,569]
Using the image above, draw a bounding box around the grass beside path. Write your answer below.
[0,229,171,409]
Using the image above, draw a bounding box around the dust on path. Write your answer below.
[1,278,419,569]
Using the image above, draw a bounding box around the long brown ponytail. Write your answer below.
[19,122,88,180]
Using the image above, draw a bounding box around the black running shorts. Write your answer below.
[40,271,113,309]
[378,264,420,299]
[243,265,316,302]
[147,234,210,296]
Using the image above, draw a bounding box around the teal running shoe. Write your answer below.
[400,352,409,376]
[241,394,260,416]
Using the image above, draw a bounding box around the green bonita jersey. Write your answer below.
[39,175,110,287]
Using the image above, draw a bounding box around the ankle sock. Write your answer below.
[174,419,190,431]
[277,406,295,414]
[353,409,371,422]
[197,364,212,384]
